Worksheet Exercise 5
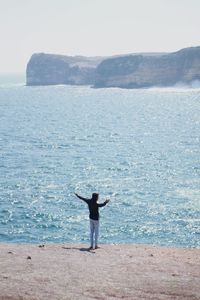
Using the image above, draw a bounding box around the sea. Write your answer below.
[0,74,200,248]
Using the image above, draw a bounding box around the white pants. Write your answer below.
[90,219,99,247]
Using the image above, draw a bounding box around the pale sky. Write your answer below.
[0,0,200,72]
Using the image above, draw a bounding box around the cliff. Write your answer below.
[26,47,200,88]
[26,53,103,86]
[94,46,200,88]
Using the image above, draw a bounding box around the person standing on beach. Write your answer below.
[75,192,110,250]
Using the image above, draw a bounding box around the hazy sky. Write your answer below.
[1,0,200,72]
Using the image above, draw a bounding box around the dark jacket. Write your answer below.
[76,195,107,220]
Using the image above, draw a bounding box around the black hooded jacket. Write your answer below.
[76,195,107,220]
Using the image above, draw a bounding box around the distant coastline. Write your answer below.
[26,46,200,89]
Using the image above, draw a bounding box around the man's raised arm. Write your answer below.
[74,193,90,203]
[98,199,110,207]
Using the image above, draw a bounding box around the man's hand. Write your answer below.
[105,199,110,204]
[74,193,79,197]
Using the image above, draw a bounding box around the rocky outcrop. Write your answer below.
[94,47,200,88]
[26,53,103,86]
[26,47,200,88]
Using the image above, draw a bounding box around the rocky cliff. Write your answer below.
[26,53,103,86]
[26,47,200,88]
[94,47,200,88]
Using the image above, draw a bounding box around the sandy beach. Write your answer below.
[0,243,199,300]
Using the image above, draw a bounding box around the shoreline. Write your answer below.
[0,243,200,300]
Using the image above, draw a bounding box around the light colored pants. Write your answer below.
[90,219,99,247]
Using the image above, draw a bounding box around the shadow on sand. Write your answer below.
[62,246,95,253]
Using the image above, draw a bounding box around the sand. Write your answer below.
[0,243,199,300]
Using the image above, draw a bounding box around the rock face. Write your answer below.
[26,53,103,86]
[26,47,200,88]
[94,47,200,88]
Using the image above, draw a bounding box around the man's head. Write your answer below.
[92,193,99,202]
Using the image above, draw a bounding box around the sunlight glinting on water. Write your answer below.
[0,84,200,247]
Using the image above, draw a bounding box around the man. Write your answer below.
[75,192,110,250]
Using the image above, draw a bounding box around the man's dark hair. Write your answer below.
[92,193,99,202]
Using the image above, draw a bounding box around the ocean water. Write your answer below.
[0,78,200,247]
